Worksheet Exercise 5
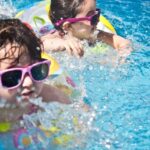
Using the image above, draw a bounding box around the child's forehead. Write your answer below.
[0,42,27,56]
[0,43,32,69]
[0,42,22,57]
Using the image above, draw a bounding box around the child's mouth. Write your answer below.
[21,91,34,99]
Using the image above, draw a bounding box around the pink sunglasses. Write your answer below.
[0,59,50,89]
[55,9,101,27]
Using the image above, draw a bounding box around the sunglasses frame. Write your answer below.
[55,8,101,27]
[0,59,50,90]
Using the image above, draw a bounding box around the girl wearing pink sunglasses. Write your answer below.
[41,0,131,57]
[0,19,70,125]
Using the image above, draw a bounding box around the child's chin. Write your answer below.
[20,92,36,101]
[21,95,31,100]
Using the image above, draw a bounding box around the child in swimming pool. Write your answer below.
[41,0,131,57]
[0,19,70,125]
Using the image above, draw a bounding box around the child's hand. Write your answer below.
[113,35,132,57]
[69,23,133,57]
[41,33,84,57]
[63,34,84,57]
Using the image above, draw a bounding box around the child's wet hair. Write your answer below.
[0,19,43,63]
[50,0,84,31]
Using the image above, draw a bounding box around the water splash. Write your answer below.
[19,97,97,149]
[0,0,16,18]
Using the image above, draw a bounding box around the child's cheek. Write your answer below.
[34,83,44,97]
[0,87,17,101]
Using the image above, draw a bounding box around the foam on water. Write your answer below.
[0,0,16,18]
[19,97,97,149]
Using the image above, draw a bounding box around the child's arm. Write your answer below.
[41,32,84,57]
[96,31,132,57]
[41,32,64,51]
[96,31,130,50]
[69,22,132,55]
[40,84,71,104]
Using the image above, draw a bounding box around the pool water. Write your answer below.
[1,0,150,150]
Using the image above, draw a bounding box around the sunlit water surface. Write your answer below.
[0,0,150,149]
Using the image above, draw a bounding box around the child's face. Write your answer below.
[0,43,43,103]
[76,0,96,26]
[65,0,97,40]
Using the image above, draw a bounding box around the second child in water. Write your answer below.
[41,0,131,57]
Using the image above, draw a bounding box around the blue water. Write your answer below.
[1,0,150,150]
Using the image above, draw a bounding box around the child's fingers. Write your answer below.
[64,43,73,56]
[70,39,84,57]
[77,41,84,57]
[73,47,81,57]
[70,41,83,57]
[73,44,84,57]
[117,41,133,57]
[63,35,84,57]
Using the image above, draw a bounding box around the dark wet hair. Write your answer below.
[0,19,43,63]
[50,0,84,31]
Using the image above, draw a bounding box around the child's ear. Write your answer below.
[62,22,71,31]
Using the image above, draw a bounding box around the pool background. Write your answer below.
[1,0,150,149]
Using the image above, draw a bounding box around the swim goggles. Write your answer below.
[0,59,50,89]
[55,9,101,27]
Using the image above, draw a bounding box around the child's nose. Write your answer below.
[21,74,33,88]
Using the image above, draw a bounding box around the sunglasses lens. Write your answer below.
[1,70,22,88]
[31,63,49,81]
[91,13,99,25]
